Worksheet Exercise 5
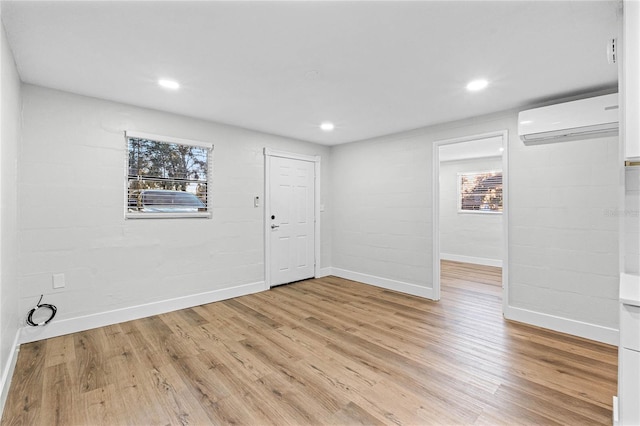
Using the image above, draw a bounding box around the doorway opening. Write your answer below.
[432,131,508,314]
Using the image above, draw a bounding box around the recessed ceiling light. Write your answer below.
[466,79,488,92]
[320,122,335,132]
[158,79,180,90]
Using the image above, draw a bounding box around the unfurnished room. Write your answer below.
[0,1,639,425]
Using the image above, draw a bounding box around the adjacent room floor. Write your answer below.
[1,261,617,425]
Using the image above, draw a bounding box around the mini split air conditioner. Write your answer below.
[518,93,619,144]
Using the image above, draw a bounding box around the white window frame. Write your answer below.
[457,169,503,214]
[124,131,213,219]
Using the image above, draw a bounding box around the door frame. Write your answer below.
[264,148,321,289]
[432,130,509,313]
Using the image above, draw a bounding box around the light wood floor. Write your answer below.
[2,261,618,425]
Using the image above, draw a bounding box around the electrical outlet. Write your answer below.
[52,273,65,289]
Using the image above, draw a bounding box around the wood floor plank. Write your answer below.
[73,329,111,394]
[254,372,332,425]
[43,334,75,368]
[40,363,73,426]
[2,261,618,425]
[76,385,125,426]
[174,355,231,407]
[195,353,289,424]
[329,401,387,426]
[147,363,213,425]
[2,341,45,426]
[116,320,169,372]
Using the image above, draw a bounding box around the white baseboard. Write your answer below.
[504,305,619,346]
[316,267,333,278]
[331,268,436,300]
[0,330,21,416]
[19,281,265,344]
[440,253,502,268]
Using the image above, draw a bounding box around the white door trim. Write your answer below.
[264,148,321,289]
[432,130,509,312]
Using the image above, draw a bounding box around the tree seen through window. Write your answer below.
[126,135,211,216]
[459,171,503,212]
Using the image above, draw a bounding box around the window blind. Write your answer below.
[126,132,213,218]
[458,170,503,213]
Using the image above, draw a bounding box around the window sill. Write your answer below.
[126,212,212,220]
[457,210,503,215]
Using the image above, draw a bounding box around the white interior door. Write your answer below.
[267,154,316,287]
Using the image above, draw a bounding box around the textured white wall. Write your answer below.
[330,114,512,292]
[509,133,620,331]
[331,136,432,288]
[439,157,503,265]
[18,85,331,327]
[624,166,639,274]
[10,82,623,345]
[331,109,621,340]
[0,20,22,395]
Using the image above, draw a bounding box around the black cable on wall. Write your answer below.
[26,294,57,327]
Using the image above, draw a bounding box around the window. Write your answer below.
[458,170,503,213]
[125,131,213,219]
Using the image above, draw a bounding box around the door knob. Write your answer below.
[271,224,279,229]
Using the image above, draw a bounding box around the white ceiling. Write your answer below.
[1,0,620,145]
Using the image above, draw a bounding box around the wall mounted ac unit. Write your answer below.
[518,93,619,144]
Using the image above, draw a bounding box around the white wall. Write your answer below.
[5,79,622,351]
[439,156,503,266]
[18,84,332,342]
[329,115,512,298]
[0,19,22,406]
[330,134,433,297]
[624,166,639,274]
[331,109,620,343]
[509,132,620,340]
